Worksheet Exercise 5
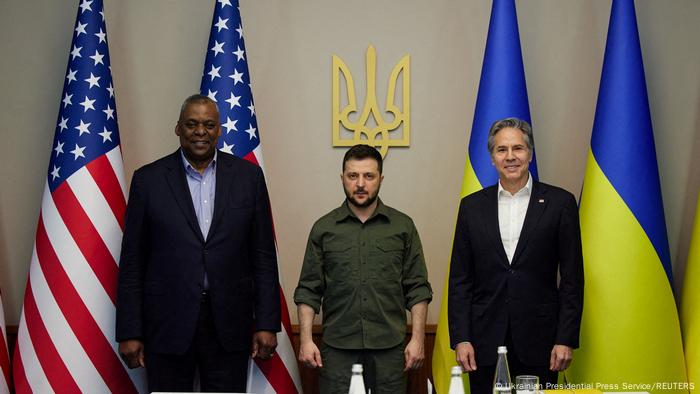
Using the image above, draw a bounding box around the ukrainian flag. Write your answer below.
[681,194,700,392]
[431,0,537,392]
[567,0,687,391]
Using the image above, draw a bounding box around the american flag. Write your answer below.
[12,0,146,392]
[1,290,10,394]
[200,1,302,393]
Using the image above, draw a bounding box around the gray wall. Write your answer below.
[1,0,699,325]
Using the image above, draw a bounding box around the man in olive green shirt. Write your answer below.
[294,144,432,394]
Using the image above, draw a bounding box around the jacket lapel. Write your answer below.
[482,186,510,266]
[164,150,205,243]
[511,181,547,265]
[206,153,235,243]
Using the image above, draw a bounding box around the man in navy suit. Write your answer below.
[116,94,280,392]
[448,118,584,392]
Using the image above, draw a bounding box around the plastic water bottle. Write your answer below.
[348,363,366,394]
[448,366,466,394]
[493,346,512,394]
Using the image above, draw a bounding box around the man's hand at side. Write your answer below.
[404,301,428,371]
[298,339,323,369]
[251,331,277,360]
[297,303,322,368]
[404,337,425,371]
[455,342,477,372]
[119,339,145,369]
[550,344,573,371]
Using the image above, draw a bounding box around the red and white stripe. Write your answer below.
[13,147,146,393]
[1,290,11,394]
[243,146,302,393]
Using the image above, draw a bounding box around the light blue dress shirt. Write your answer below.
[181,149,217,289]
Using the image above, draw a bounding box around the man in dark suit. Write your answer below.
[448,118,584,392]
[116,94,280,392]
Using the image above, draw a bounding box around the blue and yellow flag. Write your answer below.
[431,0,537,392]
[681,194,700,392]
[567,0,687,391]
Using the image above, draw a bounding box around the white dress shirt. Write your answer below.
[497,173,532,263]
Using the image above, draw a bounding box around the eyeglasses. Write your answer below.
[178,120,219,132]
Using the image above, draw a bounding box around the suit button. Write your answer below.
[509,269,514,274]
[203,249,209,255]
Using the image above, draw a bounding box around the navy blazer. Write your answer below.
[448,181,584,366]
[116,150,280,354]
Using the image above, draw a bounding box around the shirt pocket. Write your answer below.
[369,237,404,281]
[322,242,355,281]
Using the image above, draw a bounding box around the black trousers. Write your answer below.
[145,293,249,392]
[468,325,557,394]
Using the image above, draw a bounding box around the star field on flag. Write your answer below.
[48,3,119,192]
[201,1,259,159]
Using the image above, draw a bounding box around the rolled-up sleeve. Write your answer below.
[294,225,325,313]
[402,222,432,310]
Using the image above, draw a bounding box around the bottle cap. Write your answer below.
[451,366,463,375]
[352,364,363,373]
[497,346,508,353]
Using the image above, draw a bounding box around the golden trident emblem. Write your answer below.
[332,45,410,157]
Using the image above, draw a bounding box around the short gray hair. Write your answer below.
[179,94,218,121]
[486,117,535,153]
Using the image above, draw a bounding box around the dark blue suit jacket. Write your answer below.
[116,150,280,354]
[448,181,584,366]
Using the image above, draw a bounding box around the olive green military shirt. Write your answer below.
[294,199,432,349]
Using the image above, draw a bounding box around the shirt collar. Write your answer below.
[498,171,533,198]
[180,149,217,174]
[335,198,390,223]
